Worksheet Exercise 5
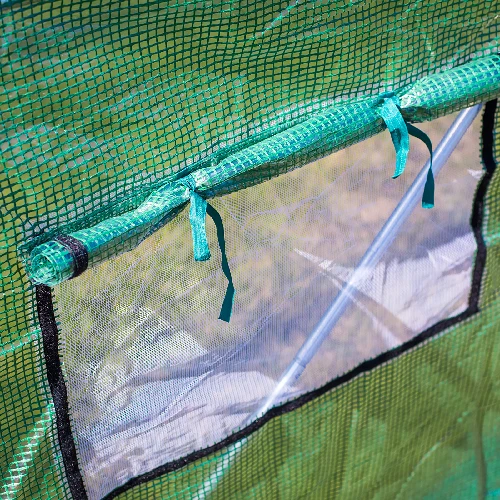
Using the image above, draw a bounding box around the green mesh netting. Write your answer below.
[1,0,499,499]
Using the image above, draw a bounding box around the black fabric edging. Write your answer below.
[36,285,88,500]
[37,101,497,500]
[54,235,89,279]
[468,98,498,308]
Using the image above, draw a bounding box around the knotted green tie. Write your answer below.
[182,175,235,322]
[378,93,435,208]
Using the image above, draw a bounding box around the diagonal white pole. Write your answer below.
[194,104,482,499]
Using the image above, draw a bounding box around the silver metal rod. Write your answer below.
[194,104,482,499]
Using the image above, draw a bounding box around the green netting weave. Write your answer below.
[1,1,499,499]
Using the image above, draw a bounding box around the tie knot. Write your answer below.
[377,91,400,106]
[180,174,197,193]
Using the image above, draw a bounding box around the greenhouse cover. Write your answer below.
[1,1,500,499]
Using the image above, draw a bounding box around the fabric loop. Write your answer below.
[54,235,89,279]
[378,94,435,208]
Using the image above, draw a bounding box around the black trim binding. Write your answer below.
[36,285,88,500]
[54,235,89,279]
[468,98,498,307]
[36,101,497,500]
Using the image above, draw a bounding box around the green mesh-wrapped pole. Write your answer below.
[27,55,500,286]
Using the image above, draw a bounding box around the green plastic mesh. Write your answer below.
[1,0,499,499]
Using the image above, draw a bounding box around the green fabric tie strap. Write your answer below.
[182,175,234,321]
[406,122,434,209]
[206,203,235,323]
[183,176,234,321]
[182,175,211,262]
[189,191,211,262]
[378,93,434,208]
[378,94,410,179]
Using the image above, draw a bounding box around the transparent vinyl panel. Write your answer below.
[54,114,481,499]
